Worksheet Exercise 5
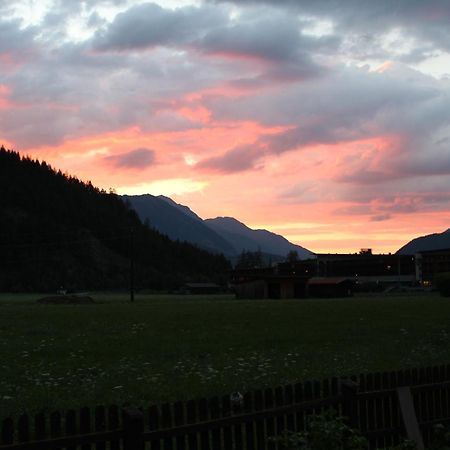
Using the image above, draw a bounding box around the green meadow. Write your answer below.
[1,293,449,417]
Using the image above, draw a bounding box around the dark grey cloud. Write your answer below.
[370,214,392,222]
[197,63,450,178]
[0,20,227,148]
[209,0,450,62]
[93,2,226,51]
[0,19,37,54]
[336,169,395,185]
[197,144,262,173]
[91,1,328,80]
[199,11,326,63]
[103,148,156,168]
[334,192,450,218]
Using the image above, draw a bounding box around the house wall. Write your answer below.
[280,280,294,299]
[235,279,307,299]
[235,280,266,299]
[416,250,450,284]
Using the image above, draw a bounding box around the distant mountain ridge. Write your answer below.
[204,216,313,259]
[123,195,235,256]
[158,195,203,222]
[397,229,450,254]
[125,194,314,260]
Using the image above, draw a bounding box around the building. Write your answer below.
[415,249,450,285]
[179,283,221,295]
[314,250,416,287]
[307,277,354,298]
[231,249,417,299]
[232,268,308,299]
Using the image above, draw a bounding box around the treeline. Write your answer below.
[0,146,231,292]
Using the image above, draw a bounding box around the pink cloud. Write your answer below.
[0,84,12,109]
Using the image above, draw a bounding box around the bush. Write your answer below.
[272,410,367,450]
[428,423,450,450]
[436,273,450,297]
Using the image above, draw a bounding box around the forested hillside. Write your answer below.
[0,147,230,292]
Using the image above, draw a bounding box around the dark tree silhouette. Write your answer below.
[0,146,231,292]
[235,249,264,269]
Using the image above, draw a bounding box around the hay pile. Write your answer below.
[37,295,94,304]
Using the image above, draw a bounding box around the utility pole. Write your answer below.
[130,228,135,303]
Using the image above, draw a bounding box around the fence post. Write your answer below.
[397,387,424,450]
[122,407,144,450]
[341,379,359,429]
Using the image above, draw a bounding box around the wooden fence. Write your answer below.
[3,364,450,450]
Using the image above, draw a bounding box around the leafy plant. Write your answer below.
[272,409,367,450]
[428,423,450,450]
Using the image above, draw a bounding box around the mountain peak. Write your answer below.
[158,195,203,221]
[125,196,314,260]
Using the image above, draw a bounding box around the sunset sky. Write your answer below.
[1,0,450,253]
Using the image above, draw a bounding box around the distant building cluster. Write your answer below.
[231,248,450,299]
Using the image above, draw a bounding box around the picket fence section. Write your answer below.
[3,364,450,450]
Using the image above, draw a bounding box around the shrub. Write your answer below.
[436,273,450,297]
[272,410,367,450]
[428,423,450,450]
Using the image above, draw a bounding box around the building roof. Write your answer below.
[184,283,220,288]
[307,277,353,285]
[417,248,450,255]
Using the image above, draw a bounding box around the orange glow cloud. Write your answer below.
[176,105,212,123]
[17,127,447,255]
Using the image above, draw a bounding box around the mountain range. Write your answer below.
[126,194,450,260]
[124,194,314,261]
[397,229,450,254]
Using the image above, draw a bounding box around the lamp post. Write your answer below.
[130,228,135,303]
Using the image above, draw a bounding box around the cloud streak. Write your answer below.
[103,147,156,169]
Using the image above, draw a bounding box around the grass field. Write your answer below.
[1,292,449,417]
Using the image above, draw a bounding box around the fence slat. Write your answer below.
[264,388,275,450]
[221,395,232,450]
[95,406,106,450]
[198,399,209,450]
[50,411,62,450]
[186,400,198,450]
[254,389,265,450]
[122,407,144,450]
[294,382,304,432]
[209,397,220,450]
[161,403,174,450]
[284,384,295,432]
[2,418,14,445]
[34,413,46,441]
[274,386,285,446]
[66,409,77,450]
[17,415,29,443]
[80,406,91,450]
[108,405,120,450]
[173,401,186,450]
[243,392,255,450]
